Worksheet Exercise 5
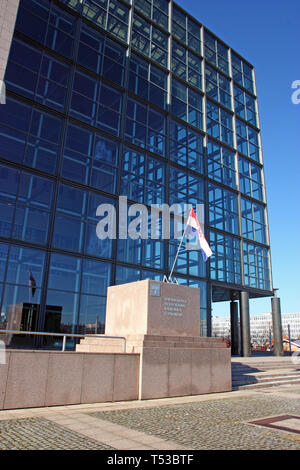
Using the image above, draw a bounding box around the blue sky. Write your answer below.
[175,0,300,317]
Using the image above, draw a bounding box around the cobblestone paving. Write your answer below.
[0,417,114,450]
[90,395,300,450]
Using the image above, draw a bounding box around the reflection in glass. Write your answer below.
[78,294,106,334]
[1,284,41,348]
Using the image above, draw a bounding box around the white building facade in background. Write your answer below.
[212,312,300,348]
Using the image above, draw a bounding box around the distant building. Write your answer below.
[212,312,300,348]
[281,313,300,338]
[212,316,231,339]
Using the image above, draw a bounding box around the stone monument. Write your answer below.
[76,280,232,399]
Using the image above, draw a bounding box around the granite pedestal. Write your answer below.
[76,280,232,399]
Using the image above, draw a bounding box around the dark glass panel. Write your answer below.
[65,123,93,156]
[0,165,19,202]
[25,137,58,174]
[13,206,50,245]
[36,76,67,111]
[115,265,141,285]
[81,259,111,296]
[85,222,113,259]
[6,245,45,287]
[45,290,79,343]
[0,98,31,132]
[48,253,81,292]
[0,203,14,238]
[18,173,53,209]
[91,160,117,193]
[0,243,8,282]
[61,150,91,185]
[30,110,61,144]
[56,184,87,218]
[78,294,106,334]
[15,8,47,43]
[0,126,26,164]
[53,215,85,252]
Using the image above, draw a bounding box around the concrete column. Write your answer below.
[239,291,251,357]
[0,0,20,82]
[230,301,239,356]
[271,296,284,356]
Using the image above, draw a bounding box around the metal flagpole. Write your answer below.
[288,324,292,355]
[28,267,31,304]
[168,224,188,281]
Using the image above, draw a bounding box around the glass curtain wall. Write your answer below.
[0,0,272,347]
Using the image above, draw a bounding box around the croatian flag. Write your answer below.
[185,208,213,262]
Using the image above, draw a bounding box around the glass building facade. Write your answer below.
[0,0,272,348]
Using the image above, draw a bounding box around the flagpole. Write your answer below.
[168,224,188,281]
[28,268,31,305]
[167,208,212,283]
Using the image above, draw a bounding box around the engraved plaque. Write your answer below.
[150,282,161,297]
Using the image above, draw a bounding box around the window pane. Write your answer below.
[48,253,81,292]
[81,259,111,296]
[6,246,45,287]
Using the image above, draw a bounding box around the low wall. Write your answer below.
[140,346,232,399]
[0,350,139,410]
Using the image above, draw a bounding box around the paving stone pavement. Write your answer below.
[89,393,300,450]
[0,416,114,450]
[0,386,300,450]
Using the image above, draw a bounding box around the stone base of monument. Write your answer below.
[76,280,232,399]
[77,334,231,399]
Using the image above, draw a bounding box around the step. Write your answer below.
[232,369,299,376]
[231,357,300,370]
[143,335,225,344]
[231,356,294,361]
[79,337,125,346]
[232,375,300,385]
[75,344,125,353]
[231,364,299,372]
[231,359,296,367]
[232,373,300,386]
[232,367,300,375]
[142,340,225,349]
[232,377,300,391]
[233,369,300,377]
